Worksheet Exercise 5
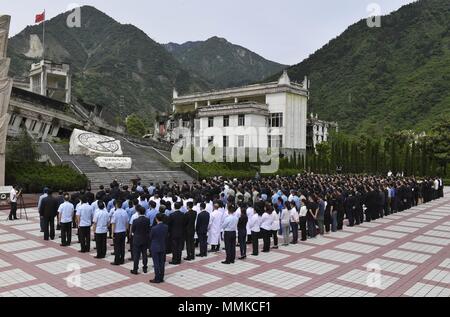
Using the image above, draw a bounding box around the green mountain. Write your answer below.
[165,37,287,89]
[269,0,450,135]
[8,6,210,120]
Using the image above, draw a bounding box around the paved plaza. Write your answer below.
[0,190,449,297]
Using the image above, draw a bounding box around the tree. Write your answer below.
[428,118,450,176]
[126,114,147,137]
[6,128,40,163]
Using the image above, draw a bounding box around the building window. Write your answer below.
[238,136,245,148]
[39,123,47,133]
[268,135,283,148]
[208,117,214,128]
[223,136,229,148]
[223,116,229,127]
[31,120,37,131]
[182,120,190,128]
[238,115,245,127]
[208,136,214,145]
[48,125,55,136]
[195,137,200,147]
[269,113,283,128]
[9,114,17,126]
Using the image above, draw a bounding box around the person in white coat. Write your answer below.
[248,207,262,256]
[208,203,222,252]
[271,205,280,249]
[280,202,291,246]
[246,206,254,244]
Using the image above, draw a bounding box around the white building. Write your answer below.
[307,113,338,150]
[163,71,309,156]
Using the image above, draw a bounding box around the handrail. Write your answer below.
[40,143,84,175]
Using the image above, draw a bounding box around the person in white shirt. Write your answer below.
[299,199,308,242]
[248,207,262,256]
[290,203,300,244]
[260,205,273,253]
[280,202,291,246]
[207,203,222,252]
[246,206,254,244]
[271,205,280,249]
[8,185,19,221]
[93,201,109,259]
[58,194,75,247]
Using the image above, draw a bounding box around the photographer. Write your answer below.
[8,185,19,221]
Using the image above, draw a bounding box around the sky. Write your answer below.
[2,0,417,65]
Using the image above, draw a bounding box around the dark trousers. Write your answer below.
[324,214,331,233]
[79,226,91,252]
[337,210,344,230]
[272,230,278,247]
[129,235,133,259]
[347,210,355,227]
[152,251,166,282]
[113,232,126,264]
[290,222,299,243]
[307,219,316,238]
[95,233,107,258]
[43,216,55,240]
[300,217,307,241]
[9,202,17,220]
[171,237,182,264]
[61,222,72,246]
[251,231,259,255]
[261,228,270,252]
[238,229,247,257]
[132,243,148,272]
[224,231,236,263]
[185,233,195,260]
[197,232,208,256]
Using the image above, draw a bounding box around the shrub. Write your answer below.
[5,162,89,193]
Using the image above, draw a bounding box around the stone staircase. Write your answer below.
[41,140,194,189]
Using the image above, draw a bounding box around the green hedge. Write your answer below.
[5,162,89,194]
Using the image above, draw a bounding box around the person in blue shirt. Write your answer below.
[139,193,149,210]
[148,183,156,196]
[221,205,239,264]
[107,198,116,212]
[111,200,129,265]
[76,196,94,253]
[146,201,159,226]
[93,200,109,259]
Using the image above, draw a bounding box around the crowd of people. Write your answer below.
[32,174,445,284]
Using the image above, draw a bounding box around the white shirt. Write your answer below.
[434,180,440,190]
[260,212,273,231]
[290,207,300,223]
[271,211,280,231]
[249,213,261,233]
[299,206,308,217]
[10,188,17,203]
[93,209,110,234]
[58,201,74,224]
[280,208,290,225]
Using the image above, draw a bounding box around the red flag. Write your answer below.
[35,11,45,24]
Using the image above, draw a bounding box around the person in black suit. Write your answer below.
[150,213,168,284]
[168,202,185,265]
[55,190,64,231]
[184,201,197,261]
[196,203,210,257]
[130,206,150,275]
[39,190,59,241]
